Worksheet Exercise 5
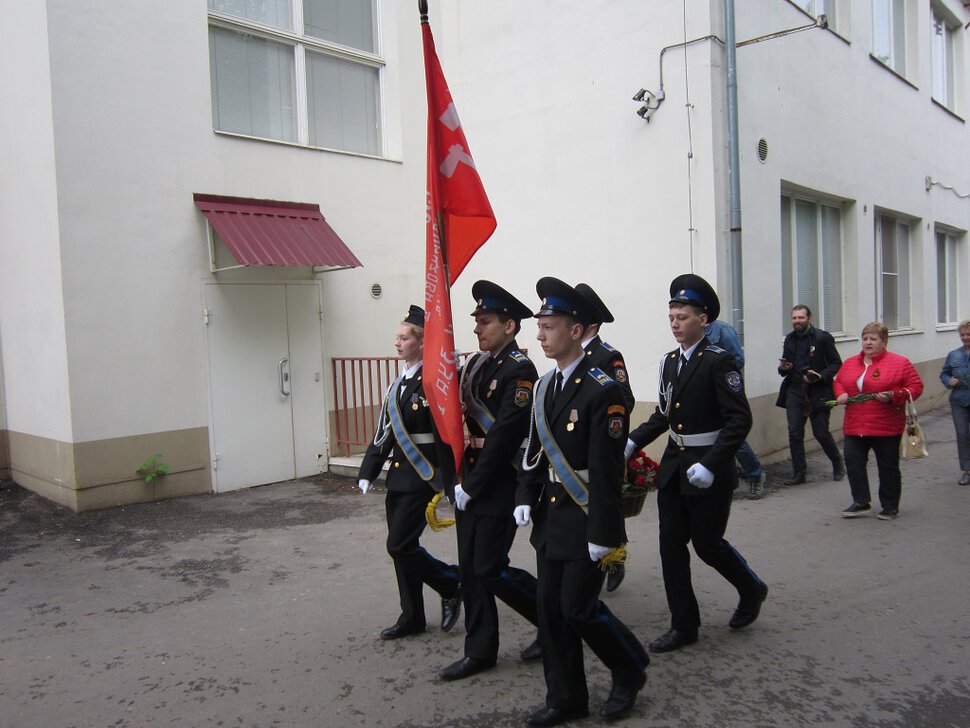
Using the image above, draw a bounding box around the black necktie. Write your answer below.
[550,371,564,410]
[678,354,688,378]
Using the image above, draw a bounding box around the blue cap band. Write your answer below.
[671,288,706,308]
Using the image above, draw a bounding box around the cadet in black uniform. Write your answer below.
[357,305,462,640]
[439,281,541,681]
[516,278,648,727]
[627,275,768,654]
[575,282,634,593]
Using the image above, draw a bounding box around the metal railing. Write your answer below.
[331,350,527,457]
[331,356,403,457]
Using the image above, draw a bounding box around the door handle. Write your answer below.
[279,358,290,396]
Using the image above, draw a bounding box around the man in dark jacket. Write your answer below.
[516,277,648,726]
[627,274,767,654]
[776,305,845,484]
[575,282,634,591]
[439,281,540,681]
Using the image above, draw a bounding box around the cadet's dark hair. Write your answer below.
[670,301,706,318]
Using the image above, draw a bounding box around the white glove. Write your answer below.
[624,439,636,460]
[686,463,714,489]
[513,505,532,527]
[453,484,471,511]
[358,479,371,495]
[588,542,612,562]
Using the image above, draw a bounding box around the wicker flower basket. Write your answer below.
[621,451,658,519]
[621,488,649,518]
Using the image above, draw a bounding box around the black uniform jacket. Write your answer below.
[629,339,751,496]
[517,355,628,560]
[585,335,635,414]
[775,325,842,414]
[358,366,455,493]
[462,340,538,517]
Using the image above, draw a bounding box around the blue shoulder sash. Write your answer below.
[388,376,436,484]
[533,371,589,513]
[462,354,496,434]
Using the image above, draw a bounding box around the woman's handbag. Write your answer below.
[900,390,928,459]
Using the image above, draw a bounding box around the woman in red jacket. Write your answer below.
[833,322,923,520]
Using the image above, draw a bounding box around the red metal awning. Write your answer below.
[194,193,362,269]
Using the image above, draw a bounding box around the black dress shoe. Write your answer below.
[439,656,496,681]
[605,564,626,593]
[648,628,697,653]
[599,671,646,721]
[441,585,462,632]
[784,472,806,485]
[729,582,769,630]
[524,705,589,727]
[380,623,425,640]
[520,638,542,662]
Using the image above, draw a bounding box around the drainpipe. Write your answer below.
[724,0,744,339]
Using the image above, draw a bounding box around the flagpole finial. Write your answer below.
[418,0,429,22]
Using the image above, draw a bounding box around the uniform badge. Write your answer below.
[608,415,624,439]
[614,365,627,383]
[566,409,579,431]
[607,404,625,416]
[487,379,498,397]
[514,380,532,408]
[725,371,743,393]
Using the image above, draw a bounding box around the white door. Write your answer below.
[204,282,327,492]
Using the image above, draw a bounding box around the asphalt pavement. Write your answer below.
[1,406,968,728]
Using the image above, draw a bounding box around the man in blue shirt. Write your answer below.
[940,320,970,485]
[705,319,767,499]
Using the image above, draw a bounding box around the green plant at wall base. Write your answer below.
[137,453,171,483]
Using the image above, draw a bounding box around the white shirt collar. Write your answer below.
[557,352,586,384]
[680,339,703,360]
[402,361,422,379]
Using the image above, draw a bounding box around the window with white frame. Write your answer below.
[931,6,957,110]
[871,0,906,75]
[207,0,383,156]
[780,194,844,335]
[936,228,962,324]
[875,213,912,330]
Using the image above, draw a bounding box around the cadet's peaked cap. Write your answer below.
[403,304,425,328]
[574,283,614,324]
[534,277,598,325]
[669,274,720,323]
[470,280,533,321]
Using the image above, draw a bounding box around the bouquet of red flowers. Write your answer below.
[622,450,659,518]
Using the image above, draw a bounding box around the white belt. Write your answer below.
[467,437,528,450]
[548,466,589,483]
[411,433,434,445]
[668,429,721,447]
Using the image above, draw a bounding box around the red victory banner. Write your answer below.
[420,1,497,473]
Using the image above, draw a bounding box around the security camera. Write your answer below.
[632,88,647,102]
[636,105,653,121]
[816,14,828,28]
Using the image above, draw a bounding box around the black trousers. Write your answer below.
[385,488,460,629]
[535,547,648,712]
[843,434,903,510]
[456,509,538,661]
[657,486,763,633]
[785,388,842,473]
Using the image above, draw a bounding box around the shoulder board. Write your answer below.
[599,341,617,353]
[587,367,614,386]
[509,350,528,363]
[706,345,726,355]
